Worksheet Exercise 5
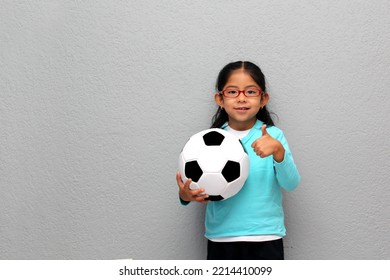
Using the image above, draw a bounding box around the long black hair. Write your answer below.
[211,61,275,128]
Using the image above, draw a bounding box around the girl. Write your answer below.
[176,61,300,260]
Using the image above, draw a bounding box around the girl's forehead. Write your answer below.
[225,70,259,87]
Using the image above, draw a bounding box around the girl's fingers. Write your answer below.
[176,172,192,190]
[194,193,209,203]
[176,171,183,188]
[184,178,192,190]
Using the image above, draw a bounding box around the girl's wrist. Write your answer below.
[273,142,285,163]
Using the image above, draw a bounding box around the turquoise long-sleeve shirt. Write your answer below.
[205,120,300,239]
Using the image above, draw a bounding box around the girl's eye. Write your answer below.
[227,90,238,95]
[246,90,258,95]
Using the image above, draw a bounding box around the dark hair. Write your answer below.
[211,61,275,128]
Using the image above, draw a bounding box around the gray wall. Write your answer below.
[1,0,389,260]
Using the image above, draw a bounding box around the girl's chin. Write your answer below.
[228,119,257,130]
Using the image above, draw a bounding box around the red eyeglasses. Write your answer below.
[219,88,262,98]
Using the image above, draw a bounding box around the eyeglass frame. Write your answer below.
[219,87,263,98]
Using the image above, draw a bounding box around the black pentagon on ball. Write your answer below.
[207,195,224,201]
[203,131,225,146]
[221,160,241,183]
[184,160,203,182]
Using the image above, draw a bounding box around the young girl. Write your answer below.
[176,61,300,260]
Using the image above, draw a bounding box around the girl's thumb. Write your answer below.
[261,124,268,136]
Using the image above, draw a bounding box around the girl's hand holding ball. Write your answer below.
[176,172,209,203]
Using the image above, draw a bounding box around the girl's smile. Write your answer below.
[234,106,250,111]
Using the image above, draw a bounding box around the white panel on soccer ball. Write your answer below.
[240,154,250,180]
[181,136,204,161]
[222,180,243,199]
[197,173,227,196]
[197,147,227,173]
[221,138,246,162]
[189,181,200,191]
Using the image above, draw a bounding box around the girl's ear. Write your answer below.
[214,93,223,107]
[261,92,269,108]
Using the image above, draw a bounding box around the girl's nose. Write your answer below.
[237,93,246,101]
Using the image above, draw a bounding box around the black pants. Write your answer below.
[207,239,284,260]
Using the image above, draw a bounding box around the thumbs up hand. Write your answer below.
[251,124,285,162]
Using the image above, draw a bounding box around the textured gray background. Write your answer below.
[1,0,389,259]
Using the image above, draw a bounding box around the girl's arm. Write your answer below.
[272,130,301,191]
[273,150,300,191]
[252,125,300,191]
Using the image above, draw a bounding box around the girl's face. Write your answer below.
[215,69,269,131]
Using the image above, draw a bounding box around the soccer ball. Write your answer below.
[178,128,249,201]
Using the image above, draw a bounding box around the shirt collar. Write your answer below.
[221,120,264,143]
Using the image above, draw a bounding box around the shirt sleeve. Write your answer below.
[179,197,190,206]
[271,129,301,192]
